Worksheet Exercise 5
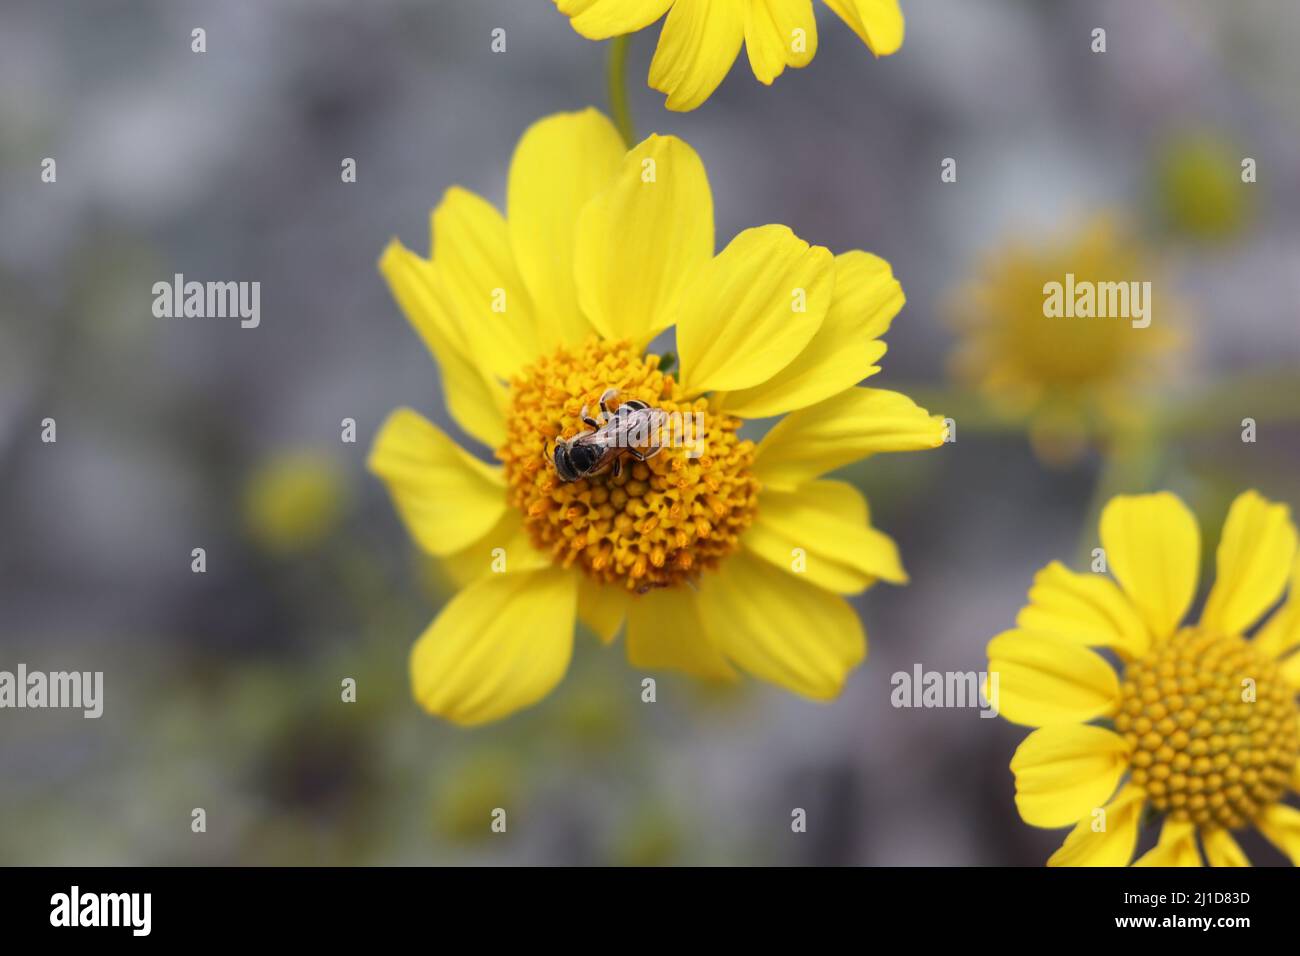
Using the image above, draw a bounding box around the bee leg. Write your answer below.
[598,387,619,416]
[579,403,602,428]
[627,444,662,463]
[611,457,623,478]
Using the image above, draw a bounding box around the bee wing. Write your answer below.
[619,409,664,451]
[581,427,621,450]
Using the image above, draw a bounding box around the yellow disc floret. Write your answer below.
[497,337,760,592]
[1116,629,1299,829]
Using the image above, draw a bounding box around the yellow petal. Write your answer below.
[1202,490,1298,636]
[578,577,628,645]
[1257,802,1300,865]
[720,251,901,418]
[1282,651,1300,689]
[742,480,906,594]
[1099,492,1201,640]
[986,630,1120,727]
[821,0,904,56]
[1048,784,1144,867]
[558,0,674,39]
[410,567,577,726]
[430,187,538,379]
[507,109,626,348]
[1015,561,1151,659]
[573,133,713,347]
[368,408,506,556]
[1254,553,1300,659]
[440,508,552,590]
[753,388,946,491]
[626,585,737,679]
[1133,818,1202,867]
[648,0,746,111]
[1202,828,1251,867]
[1011,725,1130,828]
[698,550,865,699]
[676,225,833,394]
[379,240,507,448]
[744,0,818,85]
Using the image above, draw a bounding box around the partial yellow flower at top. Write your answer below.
[949,216,1180,465]
[987,490,1300,866]
[243,450,349,556]
[369,108,945,726]
[554,0,904,111]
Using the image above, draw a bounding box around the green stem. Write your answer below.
[607,35,635,148]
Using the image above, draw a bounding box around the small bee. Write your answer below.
[547,388,668,482]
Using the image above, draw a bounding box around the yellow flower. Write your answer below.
[988,490,1300,866]
[949,216,1179,464]
[1153,130,1252,240]
[370,108,945,725]
[554,0,904,111]
[243,450,349,556]
[433,752,520,842]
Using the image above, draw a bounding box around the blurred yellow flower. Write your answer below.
[988,490,1300,866]
[554,0,904,111]
[243,451,349,555]
[949,216,1180,464]
[614,805,682,865]
[433,752,520,842]
[370,108,944,725]
[1154,130,1251,240]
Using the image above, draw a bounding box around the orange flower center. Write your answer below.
[496,337,760,592]
[1116,629,1299,829]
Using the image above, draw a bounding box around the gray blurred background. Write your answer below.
[2,0,1298,865]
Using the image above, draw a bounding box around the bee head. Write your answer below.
[552,441,581,482]
[552,442,575,482]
